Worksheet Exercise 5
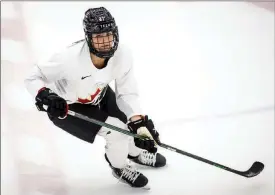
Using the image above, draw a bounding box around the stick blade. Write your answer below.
[242,161,264,178]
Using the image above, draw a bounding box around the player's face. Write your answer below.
[92,32,114,52]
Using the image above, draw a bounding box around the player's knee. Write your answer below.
[104,117,129,142]
[107,130,129,144]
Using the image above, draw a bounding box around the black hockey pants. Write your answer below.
[49,86,128,144]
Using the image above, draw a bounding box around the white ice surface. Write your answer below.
[1,2,274,195]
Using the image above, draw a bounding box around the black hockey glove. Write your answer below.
[128,116,160,153]
[35,87,68,119]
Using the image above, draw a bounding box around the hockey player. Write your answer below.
[24,7,166,188]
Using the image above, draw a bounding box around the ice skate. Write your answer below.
[128,150,166,168]
[105,154,150,190]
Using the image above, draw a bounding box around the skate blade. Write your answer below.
[141,184,151,190]
[120,180,150,190]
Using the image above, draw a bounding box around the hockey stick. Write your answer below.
[67,110,264,178]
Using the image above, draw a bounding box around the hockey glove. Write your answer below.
[35,87,68,119]
[128,115,160,153]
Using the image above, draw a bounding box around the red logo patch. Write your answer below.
[77,88,101,104]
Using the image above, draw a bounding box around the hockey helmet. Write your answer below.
[83,7,119,58]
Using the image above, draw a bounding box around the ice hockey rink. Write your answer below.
[1,1,274,195]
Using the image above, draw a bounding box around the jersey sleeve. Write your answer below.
[114,47,143,120]
[24,52,66,99]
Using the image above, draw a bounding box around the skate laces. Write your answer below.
[139,150,157,166]
[120,165,140,183]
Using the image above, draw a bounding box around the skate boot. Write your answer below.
[104,154,149,189]
[128,150,166,168]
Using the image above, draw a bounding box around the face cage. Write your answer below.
[86,28,119,58]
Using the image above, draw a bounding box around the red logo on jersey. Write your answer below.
[78,88,101,104]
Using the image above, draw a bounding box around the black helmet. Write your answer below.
[83,7,119,58]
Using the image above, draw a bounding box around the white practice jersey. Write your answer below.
[24,40,142,120]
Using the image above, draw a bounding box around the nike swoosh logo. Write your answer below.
[81,75,91,80]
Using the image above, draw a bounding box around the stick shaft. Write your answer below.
[67,110,249,177]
